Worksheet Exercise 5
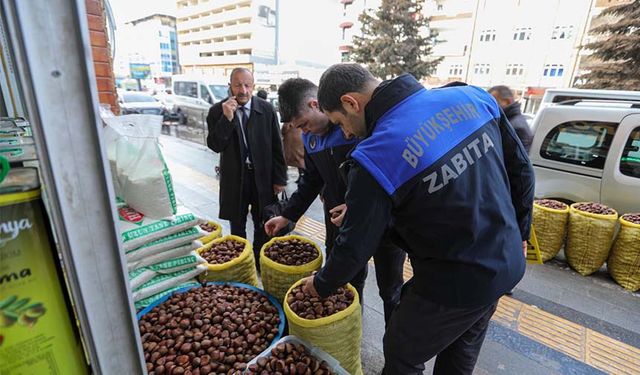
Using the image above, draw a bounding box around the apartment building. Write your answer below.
[114,14,179,81]
[337,0,382,62]
[176,0,277,77]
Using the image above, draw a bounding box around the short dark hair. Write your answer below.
[488,85,514,100]
[229,67,253,82]
[318,64,376,112]
[257,89,268,100]
[277,78,318,123]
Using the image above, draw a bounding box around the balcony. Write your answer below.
[341,0,354,4]
[178,23,252,44]
[177,7,252,32]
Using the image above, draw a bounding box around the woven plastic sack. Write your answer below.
[125,226,205,263]
[565,203,618,276]
[532,202,569,261]
[608,216,640,291]
[284,280,363,375]
[260,235,323,302]
[196,235,258,287]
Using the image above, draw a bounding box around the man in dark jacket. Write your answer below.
[207,68,287,269]
[264,78,406,322]
[489,85,533,151]
[301,64,535,374]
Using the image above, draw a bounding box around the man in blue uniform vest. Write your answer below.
[264,78,406,322]
[301,64,535,374]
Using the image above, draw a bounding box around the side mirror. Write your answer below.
[208,96,214,105]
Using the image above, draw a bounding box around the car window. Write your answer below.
[174,81,197,98]
[540,120,617,169]
[620,126,640,178]
[200,85,211,104]
[209,85,228,101]
[122,93,156,103]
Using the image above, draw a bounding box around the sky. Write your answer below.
[108,0,342,67]
[108,0,177,26]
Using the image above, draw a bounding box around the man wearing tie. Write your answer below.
[207,68,287,270]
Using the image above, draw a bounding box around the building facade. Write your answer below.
[176,0,278,77]
[114,14,180,83]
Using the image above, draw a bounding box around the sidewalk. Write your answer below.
[161,133,640,375]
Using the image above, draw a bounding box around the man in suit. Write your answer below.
[207,68,287,270]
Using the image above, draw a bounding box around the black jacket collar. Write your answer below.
[503,101,522,119]
[364,74,424,136]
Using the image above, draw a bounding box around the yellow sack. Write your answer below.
[196,235,258,287]
[260,235,323,302]
[284,280,363,375]
[565,203,618,276]
[608,216,640,291]
[195,220,223,246]
[532,202,569,261]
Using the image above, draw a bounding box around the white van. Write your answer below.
[172,75,229,127]
[540,88,640,110]
[529,99,640,214]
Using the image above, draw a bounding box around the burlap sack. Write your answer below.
[608,215,640,291]
[196,235,258,287]
[565,203,617,276]
[284,280,363,375]
[532,201,569,261]
[260,235,323,302]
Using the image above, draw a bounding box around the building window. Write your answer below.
[552,25,574,40]
[437,4,443,10]
[543,64,565,77]
[449,64,463,76]
[620,127,640,178]
[513,27,532,41]
[540,121,617,169]
[479,29,496,42]
[473,63,490,75]
[505,64,524,76]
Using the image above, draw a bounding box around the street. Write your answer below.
[161,131,640,375]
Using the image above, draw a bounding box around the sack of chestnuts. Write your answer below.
[566,202,618,276]
[260,235,323,302]
[608,213,640,292]
[283,280,362,375]
[532,199,570,261]
[138,283,284,375]
[196,235,258,287]
[195,221,223,246]
[245,336,349,375]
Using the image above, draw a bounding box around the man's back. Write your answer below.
[349,78,534,307]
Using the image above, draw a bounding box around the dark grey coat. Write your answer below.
[206,96,287,222]
[503,101,533,152]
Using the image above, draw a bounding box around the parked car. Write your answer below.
[119,91,166,117]
[153,88,179,121]
[172,75,228,127]
[529,98,640,214]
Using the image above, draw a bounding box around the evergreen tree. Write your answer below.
[578,0,640,90]
[351,0,442,80]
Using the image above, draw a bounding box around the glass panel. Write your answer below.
[540,121,617,169]
[620,127,640,178]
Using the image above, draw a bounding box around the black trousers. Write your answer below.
[229,167,268,272]
[373,235,406,325]
[383,285,498,375]
[323,207,405,321]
